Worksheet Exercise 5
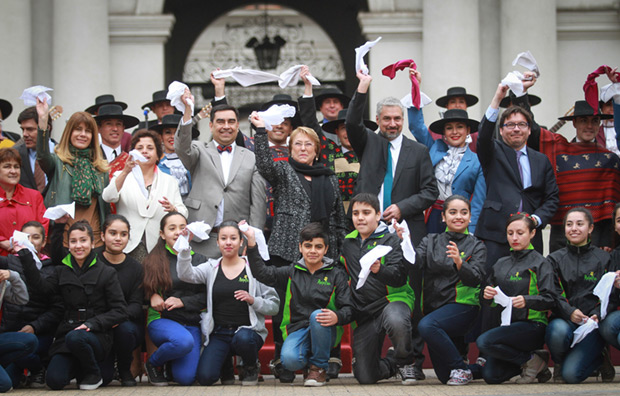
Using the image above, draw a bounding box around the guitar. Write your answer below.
[192,102,212,123]
[49,105,63,121]
[548,105,574,133]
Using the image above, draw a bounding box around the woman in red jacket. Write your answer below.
[0,148,48,256]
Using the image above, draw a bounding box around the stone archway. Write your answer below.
[163,0,367,97]
[181,5,348,112]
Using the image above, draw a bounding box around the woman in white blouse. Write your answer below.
[102,130,187,261]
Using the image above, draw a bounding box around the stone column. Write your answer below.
[52,0,110,135]
[422,0,481,122]
[0,0,32,132]
[357,10,423,135]
[500,0,558,129]
[108,14,175,121]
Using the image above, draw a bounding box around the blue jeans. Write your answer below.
[418,303,479,384]
[352,300,413,384]
[46,330,106,390]
[148,319,201,386]
[196,326,264,385]
[545,318,605,384]
[600,310,620,350]
[101,320,143,382]
[477,321,546,384]
[280,309,335,371]
[0,332,38,392]
[7,333,53,383]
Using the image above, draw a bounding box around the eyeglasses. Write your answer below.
[502,122,529,130]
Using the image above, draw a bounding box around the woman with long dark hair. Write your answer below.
[142,212,206,386]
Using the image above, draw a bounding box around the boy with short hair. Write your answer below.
[243,222,354,387]
[341,193,416,385]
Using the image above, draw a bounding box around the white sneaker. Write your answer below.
[447,368,472,385]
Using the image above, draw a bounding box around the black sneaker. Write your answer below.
[327,357,342,379]
[119,369,137,387]
[279,367,295,383]
[600,347,616,382]
[79,373,103,390]
[28,369,46,389]
[144,361,168,386]
[412,365,425,380]
[221,356,235,385]
[242,365,259,386]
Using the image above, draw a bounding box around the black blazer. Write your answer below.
[16,143,38,191]
[475,115,559,247]
[345,91,438,245]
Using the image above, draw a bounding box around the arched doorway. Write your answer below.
[182,5,347,114]
[164,0,367,101]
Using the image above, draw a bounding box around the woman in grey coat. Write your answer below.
[250,112,347,267]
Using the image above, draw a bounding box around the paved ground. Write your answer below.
[10,369,620,396]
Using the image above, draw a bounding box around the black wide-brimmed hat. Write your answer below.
[558,100,613,121]
[142,90,170,110]
[260,94,301,129]
[260,94,298,110]
[322,108,377,133]
[429,109,479,134]
[314,88,351,110]
[499,93,542,108]
[85,94,128,115]
[94,104,140,128]
[435,87,479,108]
[0,99,13,120]
[150,114,200,140]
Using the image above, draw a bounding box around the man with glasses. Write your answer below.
[520,75,620,252]
[476,80,559,268]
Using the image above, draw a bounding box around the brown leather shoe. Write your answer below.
[304,365,327,387]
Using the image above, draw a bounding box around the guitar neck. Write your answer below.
[548,119,567,133]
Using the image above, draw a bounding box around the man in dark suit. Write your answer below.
[345,70,438,383]
[476,82,559,269]
[16,107,54,193]
[345,71,437,245]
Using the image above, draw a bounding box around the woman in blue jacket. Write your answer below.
[407,71,485,234]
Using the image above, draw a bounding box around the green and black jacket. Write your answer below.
[486,248,556,325]
[340,225,414,323]
[247,245,354,339]
[418,231,486,315]
[548,242,611,320]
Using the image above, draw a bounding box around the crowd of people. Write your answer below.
[0,60,619,391]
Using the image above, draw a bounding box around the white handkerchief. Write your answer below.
[278,65,321,88]
[401,91,432,109]
[43,202,75,220]
[594,272,617,320]
[600,83,620,104]
[512,50,540,77]
[212,67,280,87]
[356,245,393,290]
[10,231,42,270]
[128,150,149,198]
[571,318,599,347]
[173,234,190,252]
[187,221,211,240]
[493,286,513,326]
[167,81,194,115]
[20,85,53,106]
[501,71,527,97]
[239,223,270,261]
[355,37,382,75]
[257,104,297,131]
[387,219,416,265]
